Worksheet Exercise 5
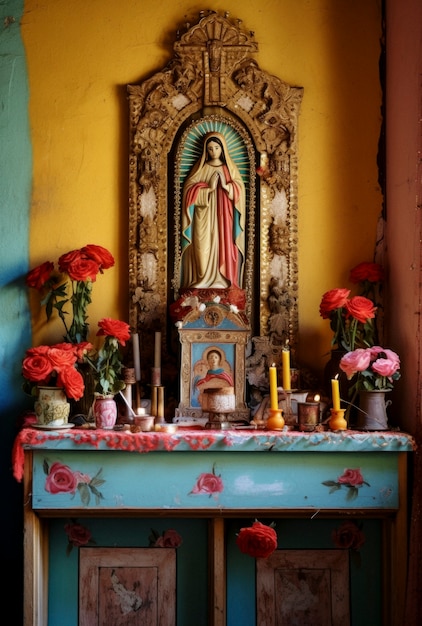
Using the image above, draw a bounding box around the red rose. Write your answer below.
[64,522,92,547]
[57,367,84,400]
[25,345,50,356]
[81,244,115,270]
[73,342,94,361]
[97,318,131,346]
[236,521,278,558]
[45,462,78,494]
[22,354,53,383]
[58,249,82,272]
[319,288,351,318]
[58,248,100,281]
[67,258,100,282]
[53,343,76,352]
[154,529,183,548]
[47,347,77,370]
[332,520,365,551]
[26,261,54,290]
[337,468,365,486]
[345,296,376,324]
[191,472,224,495]
[349,262,384,284]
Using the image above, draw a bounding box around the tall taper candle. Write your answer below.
[132,333,141,382]
[154,332,161,369]
[269,364,278,410]
[331,376,340,411]
[282,348,291,390]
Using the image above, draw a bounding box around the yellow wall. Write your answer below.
[22,0,383,376]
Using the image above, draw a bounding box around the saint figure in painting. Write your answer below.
[192,348,234,408]
[180,132,246,290]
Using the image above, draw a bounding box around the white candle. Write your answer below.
[132,333,141,381]
[154,332,161,369]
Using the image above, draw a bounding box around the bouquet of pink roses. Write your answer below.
[339,346,401,392]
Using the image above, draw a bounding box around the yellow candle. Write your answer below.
[269,364,278,410]
[331,377,340,410]
[282,348,291,390]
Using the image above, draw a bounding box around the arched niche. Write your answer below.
[128,10,303,391]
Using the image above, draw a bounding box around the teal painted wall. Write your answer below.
[0,1,32,622]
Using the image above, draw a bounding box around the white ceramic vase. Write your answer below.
[34,386,70,427]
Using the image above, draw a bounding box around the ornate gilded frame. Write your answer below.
[128,10,303,384]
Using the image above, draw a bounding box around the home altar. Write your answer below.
[14,426,414,626]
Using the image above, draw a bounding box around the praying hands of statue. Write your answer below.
[210,170,230,194]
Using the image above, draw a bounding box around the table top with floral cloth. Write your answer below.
[13,425,415,513]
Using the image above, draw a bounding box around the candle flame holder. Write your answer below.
[266,408,285,431]
[328,408,348,431]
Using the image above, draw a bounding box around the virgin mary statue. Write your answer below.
[180,132,246,290]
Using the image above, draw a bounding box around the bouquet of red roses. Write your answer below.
[25,244,115,343]
[22,342,92,399]
[319,261,383,351]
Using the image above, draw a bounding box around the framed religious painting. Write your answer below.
[176,303,250,422]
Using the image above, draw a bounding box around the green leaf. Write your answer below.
[346,486,358,501]
[88,484,104,501]
[78,483,91,506]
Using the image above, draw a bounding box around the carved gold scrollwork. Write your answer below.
[128,10,303,381]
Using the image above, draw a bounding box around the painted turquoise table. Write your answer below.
[15,427,414,625]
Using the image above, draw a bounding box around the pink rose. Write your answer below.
[191,472,224,495]
[371,358,400,378]
[337,468,365,487]
[369,346,400,366]
[340,349,371,379]
[45,462,79,494]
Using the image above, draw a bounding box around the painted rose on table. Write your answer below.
[332,520,365,551]
[64,520,95,555]
[44,460,105,505]
[322,468,370,500]
[189,465,224,498]
[149,528,183,548]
